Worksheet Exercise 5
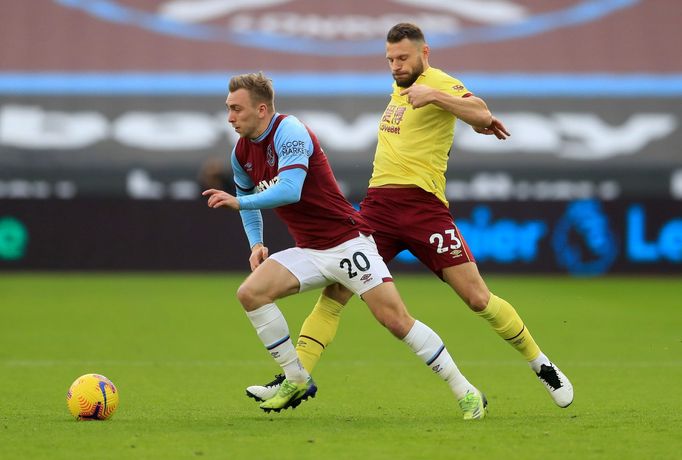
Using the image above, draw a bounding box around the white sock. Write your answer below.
[529,352,551,373]
[402,320,474,399]
[245,303,308,384]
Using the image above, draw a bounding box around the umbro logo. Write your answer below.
[451,249,462,258]
[360,273,373,284]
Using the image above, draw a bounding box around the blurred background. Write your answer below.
[0,0,680,275]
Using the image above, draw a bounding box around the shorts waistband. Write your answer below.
[367,186,432,199]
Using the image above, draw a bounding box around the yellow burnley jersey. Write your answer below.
[370,66,470,206]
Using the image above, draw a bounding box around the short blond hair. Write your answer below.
[228,71,275,110]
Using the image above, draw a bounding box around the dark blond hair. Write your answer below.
[228,72,275,111]
[386,23,425,44]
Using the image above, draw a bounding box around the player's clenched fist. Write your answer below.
[248,243,269,271]
[399,84,435,108]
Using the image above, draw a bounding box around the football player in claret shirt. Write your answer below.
[249,23,573,410]
[203,72,487,419]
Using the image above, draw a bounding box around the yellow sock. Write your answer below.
[476,293,541,361]
[296,294,344,373]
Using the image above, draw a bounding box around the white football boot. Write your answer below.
[536,363,574,407]
[245,374,284,402]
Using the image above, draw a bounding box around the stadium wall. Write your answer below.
[1,199,680,275]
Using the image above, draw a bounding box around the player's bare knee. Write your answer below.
[383,318,403,338]
[236,282,265,311]
[235,283,251,308]
[377,308,413,338]
[466,290,491,312]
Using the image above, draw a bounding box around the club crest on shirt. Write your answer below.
[266,144,276,167]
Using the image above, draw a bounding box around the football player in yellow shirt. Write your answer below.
[247,23,573,410]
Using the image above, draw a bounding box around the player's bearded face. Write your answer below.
[387,39,426,88]
[394,59,424,88]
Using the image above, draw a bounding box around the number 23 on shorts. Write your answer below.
[429,229,462,254]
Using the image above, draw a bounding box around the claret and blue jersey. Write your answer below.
[231,113,373,250]
[232,114,312,211]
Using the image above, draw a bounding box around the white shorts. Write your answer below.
[268,234,392,296]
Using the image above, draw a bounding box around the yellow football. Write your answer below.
[66,373,119,420]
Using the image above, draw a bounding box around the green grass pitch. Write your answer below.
[1,273,680,459]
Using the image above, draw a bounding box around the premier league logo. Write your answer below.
[552,200,619,276]
[54,0,639,56]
